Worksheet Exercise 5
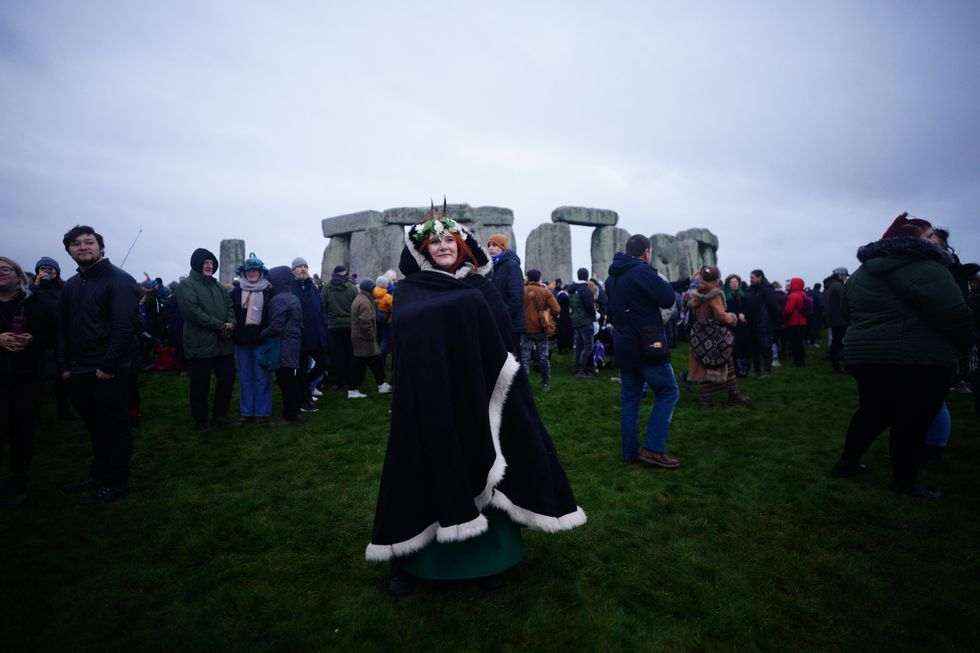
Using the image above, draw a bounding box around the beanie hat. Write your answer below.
[190,248,218,274]
[332,264,348,275]
[833,267,849,276]
[35,256,61,274]
[237,252,267,276]
[488,233,509,250]
[375,275,389,288]
[291,257,309,270]
[881,212,932,240]
[527,269,542,282]
[358,278,376,292]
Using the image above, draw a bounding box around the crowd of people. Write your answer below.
[2,210,978,592]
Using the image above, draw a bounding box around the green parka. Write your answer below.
[842,237,972,368]
[321,279,358,329]
[176,270,236,359]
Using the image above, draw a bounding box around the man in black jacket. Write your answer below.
[59,225,140,504]
[745,269,782,378]
[823,267,849,373]
[487,233,526,355]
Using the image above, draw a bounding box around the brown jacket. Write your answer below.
[686,282,737,383]
[523,282,560,335]
[351,290,380,357]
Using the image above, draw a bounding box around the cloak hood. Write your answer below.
[399,223,493,279]
[190,248,218,274]
[691,285,724,307]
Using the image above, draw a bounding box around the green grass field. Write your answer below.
[3,345,979,653]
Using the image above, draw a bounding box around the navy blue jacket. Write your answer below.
[606,253,676,369]
[58,258,140,375]
[490,249,526,333]
[291,276,328,350]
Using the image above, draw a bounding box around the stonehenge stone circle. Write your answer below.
[350,225,406,280]
[591,226,631,279]
[551,206,618,226]
[525,222,572,283]
[321,235,351,275]
[219,239,245,286]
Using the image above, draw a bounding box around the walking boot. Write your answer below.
[727,391,751,406]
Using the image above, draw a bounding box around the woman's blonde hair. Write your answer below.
[0,256,30,297]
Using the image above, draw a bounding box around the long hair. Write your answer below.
[0,256,30,297]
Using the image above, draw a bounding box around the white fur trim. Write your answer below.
[490,490,588,533]
[403,225,493,278]
[436,513,489,543]
[475,352,519,510]
[365,521,439,561]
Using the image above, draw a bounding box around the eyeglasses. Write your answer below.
[0,267,15,274]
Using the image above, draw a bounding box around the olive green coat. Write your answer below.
[351,290,380,357]
[842,238,972,368]
[321,280,358,329]
[176,270,236,359]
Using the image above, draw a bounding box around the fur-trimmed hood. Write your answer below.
[399,223,493,279]
[691,285,724,307]
[857,237,954,272]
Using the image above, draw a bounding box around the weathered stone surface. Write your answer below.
[382,204,474,225]
[321,210,382,238]
[525,222,572,283]
[320,235,351,280]
[675,227,720,250]
[550,206,618,226]
[471,206,514,226]
[219,239,245,286]
[648,233,682,281]
[349,225,406,279]
[590,226,631,279]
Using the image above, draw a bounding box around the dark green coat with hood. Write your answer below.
[176,248,236,359]
[842,237,972,368]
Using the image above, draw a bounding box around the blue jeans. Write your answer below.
[620,363,679,460]
[573,324,594,374]
[926,401,950,448]
[520,333,551,386]
[236,345,272,417]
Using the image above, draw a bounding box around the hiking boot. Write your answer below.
[638,448,680,468]
[377,382,392,394]
[79,486,130,505]
[831,459,869,478]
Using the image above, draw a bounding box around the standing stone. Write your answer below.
[349,225,406,279]
[675,228,719,271]
[590,226,631,279]
[321,235,351,280]
[322,210,383,238]
[525,223,572,283]
[382,203,474,225]
[551,206,619,226]
[469,225,515,255]
[648,234,681,281]
[219,239,245,286]
[471,206,515,226]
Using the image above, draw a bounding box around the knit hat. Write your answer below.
[35,256,61,274]
[358,278,375,292]
[881,212,932,240]
[488,233,509,250]
[333,264,348,275]
[237,252,267,276]
[375,275,389,288]
[833,267,849,276]
[190,248,218,274]
[291,257,309,270]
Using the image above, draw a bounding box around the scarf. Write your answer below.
[239,277,270,326]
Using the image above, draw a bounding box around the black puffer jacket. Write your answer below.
[490,249,526,333]
[58,258,140,374]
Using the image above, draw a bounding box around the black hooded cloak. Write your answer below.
[365,228,585,561]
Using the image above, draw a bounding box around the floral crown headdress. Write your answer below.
[410,197,463,245]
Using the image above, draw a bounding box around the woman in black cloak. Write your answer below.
[365,204,586,595]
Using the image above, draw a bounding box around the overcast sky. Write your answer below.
[3,0,978,288]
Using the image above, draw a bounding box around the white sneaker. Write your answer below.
[311,388,323,397]
[310,395,319,402]
[347,390,367,399]
[377,382,392,394]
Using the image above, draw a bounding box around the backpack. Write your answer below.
[568,285,584,317]
[689,318,735,368]
[801,294,813,318]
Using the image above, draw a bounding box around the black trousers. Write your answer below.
[70,371,133,489]
[276,367,302,420]
[788,325,806,366]
[0,380,36,493]
[350,355,385,390]
[747,330,772,375]
[829,325,847,371]
[327,328,353,388]
[188,355,235,423]
[840,364,950,489]
[299,346,330,402]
